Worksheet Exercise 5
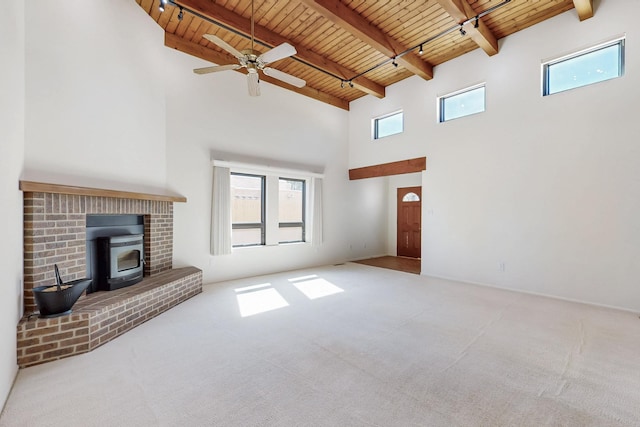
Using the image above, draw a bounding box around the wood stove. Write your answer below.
[86,214,145,293]
[95,234,144,291]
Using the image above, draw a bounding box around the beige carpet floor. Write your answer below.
[1,263,639,426]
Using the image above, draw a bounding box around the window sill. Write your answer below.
[231,241,308,252]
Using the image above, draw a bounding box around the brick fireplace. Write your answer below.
[17,181,202,367]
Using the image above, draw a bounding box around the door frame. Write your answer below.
[396,186,422,258]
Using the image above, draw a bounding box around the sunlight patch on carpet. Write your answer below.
[235,283,289,317]
[288,275,344,300]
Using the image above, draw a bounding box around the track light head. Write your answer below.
[419,44,423,55]
[392,58,398,68]
[159,0,167,12]
[459,26,466,36]
[340,80,345,89]
[349,81,354,88]
[178,7,184,20]
[474,17,479,28]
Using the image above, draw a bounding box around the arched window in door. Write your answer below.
[402,192,420,202]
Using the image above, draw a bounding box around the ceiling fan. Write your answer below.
[193,0,306,96]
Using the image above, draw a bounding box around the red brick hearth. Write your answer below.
[18,181,202,367]
[17,267,201,367]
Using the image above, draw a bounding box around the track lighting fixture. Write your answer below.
[166,0,511,93]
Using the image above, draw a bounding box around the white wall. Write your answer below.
[23,0,167,193]
[164,48,386,283]
[349,2,640,311]
[0,0,24,409]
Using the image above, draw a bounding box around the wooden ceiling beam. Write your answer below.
[436,0,498,56]
[165,33,349,110]
[349,157,427,180]
[572,0,593,21]
[298,0,434,80]
[174,0,385,99]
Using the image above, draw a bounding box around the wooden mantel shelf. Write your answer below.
[19,180,187,203]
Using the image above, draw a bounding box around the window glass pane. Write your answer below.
[231,173,264,247]
[232,228,262,247]
[374,111,403,139]
[278,226,303,243]
[545,42,623,95]
[279,178,305,243]
[402,192,420,202]
[279,179,303,222]
[441,86,485,122]
[231,174,263,224]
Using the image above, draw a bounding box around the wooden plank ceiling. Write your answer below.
[136,0,591,110]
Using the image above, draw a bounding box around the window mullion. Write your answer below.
[265,175,279,246]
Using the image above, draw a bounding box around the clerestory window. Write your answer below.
[542,37,625,96]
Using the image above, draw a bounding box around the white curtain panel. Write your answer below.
[211,166,232,255]
[310,177,323,246]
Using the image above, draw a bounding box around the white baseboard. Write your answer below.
[0,363,18,418]
[421,273,639,315]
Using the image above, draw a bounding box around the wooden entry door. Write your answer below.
[397,186,422,258]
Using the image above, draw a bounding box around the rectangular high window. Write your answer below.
[278,178,305,243]
[230,173,265,247]
[373,111,403,139]
[439,84,485,122]
[543,37,624,96]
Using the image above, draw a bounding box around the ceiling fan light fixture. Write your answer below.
[192,0,305,97]
[247,70,260,97]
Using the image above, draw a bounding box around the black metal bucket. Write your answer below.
[32,278,92,318]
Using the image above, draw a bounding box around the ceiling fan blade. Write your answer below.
[193,64,241,75]
[247,72,260,97]
[263,67,306,88]
[258,43,297,64]
[202,34,244,59]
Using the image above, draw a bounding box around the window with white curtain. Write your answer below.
[211,161,323,254]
